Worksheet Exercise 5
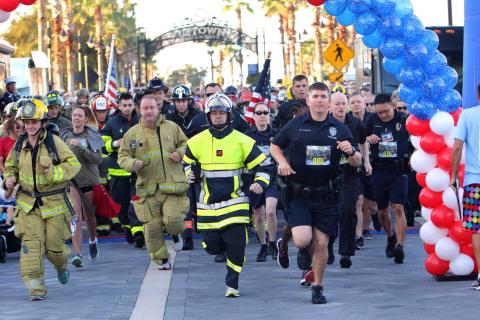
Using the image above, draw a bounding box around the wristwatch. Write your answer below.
[348,148,355,157]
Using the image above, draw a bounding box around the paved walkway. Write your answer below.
[2,225,480,320]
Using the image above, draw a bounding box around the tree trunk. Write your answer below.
[279,15,288,81]
[37,0,48,93]
[312,7,323,81]
[62,0,74,93]
[51,0,64,91]
[218,48,224,86]
[94,1,103,91]
[287,4,296,79]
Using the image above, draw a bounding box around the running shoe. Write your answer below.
[355,236,365,250]
[29,294,46,301]
[226,286,240,298]
[159,259,171,270]
[393,244,404,264]
[172,234,183,252]
[256,245,268,262]
[363,229,373,240]
[386,234,397,258]
[277,238,289,269]
[470,278,480,290]
[297,247,312,270]
[300,268,314,287]
[71,254,83,268]
[311,285,327,304]
[57,269,70,285]
[269,241,278,260]
[89,238,99,260]
[340,255,352,268]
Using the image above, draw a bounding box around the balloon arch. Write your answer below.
[307,0,472,277]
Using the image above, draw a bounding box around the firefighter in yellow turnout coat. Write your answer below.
[183,93,273,297]
[3,99,81,301]
[118,95,189,270]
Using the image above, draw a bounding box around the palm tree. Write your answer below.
[61,0,74,93]
[51,0,64,91]
[312,7,324,81]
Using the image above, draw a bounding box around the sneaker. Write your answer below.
[89,239,99,260]
[125,228,134,244]
[362,229,373,240]
[29,294,46,301]
[269,241,278,260]
[214,254,226,263]
[311,285,327,304]
[256,245,269,262]
[225,286,240,298]
[57,269,70,285]
[470,278,480,290]
[327,249,335,265]
[340,255,352,268]
[300,268,314,287]
[159,259,171,270]
[182,238,194,251]
[71,254,83,268]
[355,236,365,250]
[393,244,404,264]
[134,231,145,248]
[297,248,312,270]
[371,212,382,231]
[386,234,397,258]
[277,238,289,269]
[172,235,183,252]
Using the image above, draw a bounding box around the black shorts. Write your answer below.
[288,198,338,236]
[360,175,375,201]
[249,183,280,209]
[371,171,408,210]
[80,185,94,193]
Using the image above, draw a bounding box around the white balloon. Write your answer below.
[421,207,432,221]
[435,237,460,261]
[410,149,437,173]
[411,135,421,149]
[444,130,455,148]
[426,168,451,192]
[430,111,455,136]
[449,253,475,276]
[442,187,463,213]
[419,221,449,245]
[0,10,10,23]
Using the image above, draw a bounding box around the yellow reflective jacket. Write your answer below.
[3,130,81,218]
[117,115,189,198]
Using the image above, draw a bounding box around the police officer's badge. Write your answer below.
[396,123,401,131]
[329,127,337,137]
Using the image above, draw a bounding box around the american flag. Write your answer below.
[105,58,118,108]
[244,58,271,124]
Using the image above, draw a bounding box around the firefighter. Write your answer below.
[44,91,72,132]
[2,98,81,301]
[118,94,189,269]
[183,93,273,298]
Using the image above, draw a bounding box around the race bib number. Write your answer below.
[258,145,270,157]
[306,145,331,166]
[379,142,397,158]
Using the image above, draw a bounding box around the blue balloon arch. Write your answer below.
[323,0,463,119]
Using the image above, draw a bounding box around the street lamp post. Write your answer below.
[208,48,215,83]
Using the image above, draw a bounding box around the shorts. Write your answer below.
[462,184,480,233]
[288,197,338,236]
[360,175,375,201]
[371,171,408,210]
[249,183,280,209]
[80,185,94,193]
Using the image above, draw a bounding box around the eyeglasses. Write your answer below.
[254,111,269,116]
[396,107,407,111]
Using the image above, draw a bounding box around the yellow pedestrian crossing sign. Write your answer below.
[324,39,354,71]
[329,72,344,83]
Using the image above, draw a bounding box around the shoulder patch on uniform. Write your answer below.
[396,123,401,131]
[329,127,337,137]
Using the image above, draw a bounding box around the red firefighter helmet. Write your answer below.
[89,94,111,111]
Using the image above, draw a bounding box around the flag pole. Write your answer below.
[104,34,116,93]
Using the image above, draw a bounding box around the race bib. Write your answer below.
[379,141,397,158]
[258,145,270,157]
[306,145,331,166]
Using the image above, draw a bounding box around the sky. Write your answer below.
[0,0,465,84]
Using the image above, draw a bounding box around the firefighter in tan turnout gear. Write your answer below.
[118,94,190,270]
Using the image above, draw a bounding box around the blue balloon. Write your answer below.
[422,30,440,52]
[324,0,348,16]
[408,98,437,120]
[395,0,413,18]
[348,0,372,14]
[380,37,405,59]
[363,29,384,48]
[437,66,458,89]
[354,12,379,35]
[383,56,405,74]
[336,7,357,26]
[421,77,446,99]
[398,84,422,104]
[423,50,448,75]
[399,65,424,88]
[404,44,429,66]
[379,14,403,37]
[371,0,396,17]
[437,89,462,112]
[403,15,424,44]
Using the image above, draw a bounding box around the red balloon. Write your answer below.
[0,0,19,12]
[416,172,427,188]
[19,0,36,5]
[406,115,430,136]
[424,243,435,254]
[450,108,463,126]
[425,253,449,276]
[431,205,456,229]
[307,0,325,5]
[460,243,478,272]
[436,147,452,170]
[449,221,473,245]
[419,187,443,209]
[420,131,446,154]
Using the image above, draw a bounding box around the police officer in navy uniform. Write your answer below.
[365,93,411,264]
[270,82,362,304]
[0,77,20,114]
[273,75,308,129]
[328,92,369,269]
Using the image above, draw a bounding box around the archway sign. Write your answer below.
[146,14,258,57]
[308,0,473,278]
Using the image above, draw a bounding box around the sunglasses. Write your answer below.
[396,107,407,111]
[366,103,374,106]
[205,92,215,98]
[254,111,269,116]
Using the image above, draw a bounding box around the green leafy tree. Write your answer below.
[2,12,38,57]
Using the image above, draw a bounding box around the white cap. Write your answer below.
[5,76,16,85]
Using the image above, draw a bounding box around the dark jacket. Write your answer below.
[166,105,201,138]
[273,99,307,129]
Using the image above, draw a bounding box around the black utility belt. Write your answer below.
[372,160,409,171]
[341,164,363,176]
[290,181,338,200]
[20,188,66,198]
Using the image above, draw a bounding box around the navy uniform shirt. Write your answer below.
[338,113,366,167]
[365,111,410,164]
[244,125,278,167]
[273,112,356,187]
